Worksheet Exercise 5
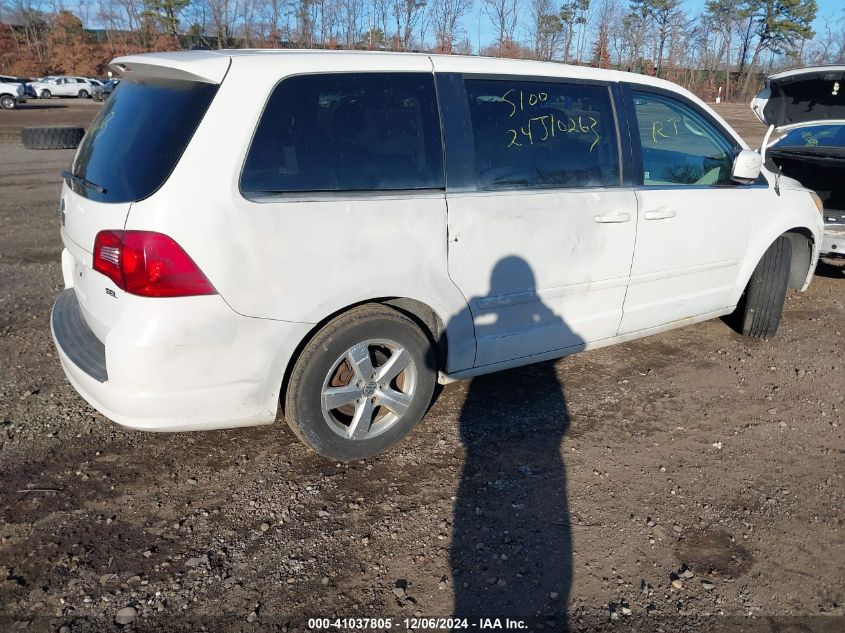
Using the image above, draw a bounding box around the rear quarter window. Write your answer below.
[70,77,218,203]
[240,72,444,194]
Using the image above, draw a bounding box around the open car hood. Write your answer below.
[751,65,845,130]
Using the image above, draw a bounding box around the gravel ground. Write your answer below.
[0,104,843,633]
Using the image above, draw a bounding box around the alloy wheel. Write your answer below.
[320,338,417,441]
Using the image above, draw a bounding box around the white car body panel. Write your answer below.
[50,50,823,432]
[446,189,637,366]
[619,187,756,334]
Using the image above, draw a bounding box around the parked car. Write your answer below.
[51,51,823,460]
[0,74,35,99]
[92,79,119,102]
[0,77,26,109]
[32,76,97,99]
[752,65,845,257]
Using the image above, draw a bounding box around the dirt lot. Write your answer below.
[0,101,843,633]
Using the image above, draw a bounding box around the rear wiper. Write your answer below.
[61,170,107,195]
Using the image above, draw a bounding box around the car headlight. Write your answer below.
[809,192,824,215]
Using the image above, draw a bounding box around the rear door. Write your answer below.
[618,85,757,335]
[440,74,637,367]
[53,79,69,96]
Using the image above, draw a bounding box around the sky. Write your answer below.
[61,0,845,46]
[463,0,845,52]
[684,0,843,25]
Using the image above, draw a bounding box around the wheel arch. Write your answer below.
[279,297,448,414]
[781,228,815,290]
[731,225,818,305]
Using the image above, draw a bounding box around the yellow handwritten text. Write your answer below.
[501,89,549,118]
[651,118,680,143]
[507,113,601,152]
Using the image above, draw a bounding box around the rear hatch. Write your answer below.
[751,66,845,215]
[751,65,845,128]
[61,52,228,341]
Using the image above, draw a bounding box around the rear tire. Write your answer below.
[738,236,792,339]
[78,89,89,99]
[285,304,437,460]
[20,126,85,150]
[0,95,15,110]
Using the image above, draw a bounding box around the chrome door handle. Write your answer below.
[643,207,677,220]
[594,211,632,224]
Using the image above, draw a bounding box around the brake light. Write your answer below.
[92,230,216,297]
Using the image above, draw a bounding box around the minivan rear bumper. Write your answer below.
[52,289,108,382]
[50,288,311,432]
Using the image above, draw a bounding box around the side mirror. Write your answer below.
[731,149,762,184]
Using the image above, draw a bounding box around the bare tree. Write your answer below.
[625,0,650,70]
[428,0,471,53]
[338,0,363,46]
[257,0,287,46]
[646,0,681,75]
[572,0,591,62]
[9,0,50,63]
[482,0,517,51]
[804,8,845,64]
[705,0,742,100]
[391,0,426,50]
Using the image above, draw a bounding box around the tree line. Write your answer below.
[2,0,843,101]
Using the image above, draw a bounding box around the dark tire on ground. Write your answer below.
[78,89,89,99]
[0,95,16,110]
[20,126,85,150]
[285,304,437,461]
[737,235,793,340]
[39,89,51,99]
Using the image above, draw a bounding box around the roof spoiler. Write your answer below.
[109,51,231,84]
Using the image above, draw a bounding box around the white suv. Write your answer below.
[51,51,823,460]
[33,76,96,98]
[0,77,25,109]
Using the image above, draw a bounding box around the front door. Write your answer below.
[443,77,637,367]
[619,87,757,335]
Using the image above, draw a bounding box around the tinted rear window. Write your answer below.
[70,77,217,203]
[241,72,444,194]
[777,124,845,148]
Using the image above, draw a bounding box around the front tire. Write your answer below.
[285,304,437,460]
[738,236,792,339]
[39,89,51,99]
[0,95,15,110]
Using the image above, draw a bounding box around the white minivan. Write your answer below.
[51,50,824,460]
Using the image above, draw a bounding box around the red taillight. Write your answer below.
[92,230,216,297]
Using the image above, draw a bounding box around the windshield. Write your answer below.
[776,125,845,148]
[69,77,218,203]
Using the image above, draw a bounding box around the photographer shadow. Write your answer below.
[449,256,577,629]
